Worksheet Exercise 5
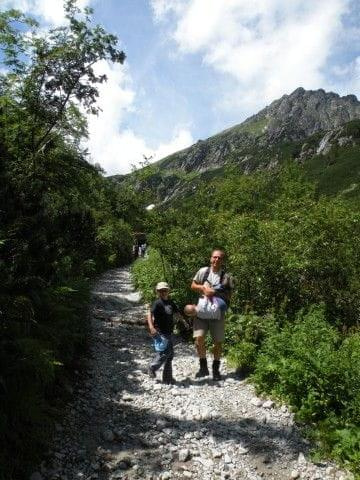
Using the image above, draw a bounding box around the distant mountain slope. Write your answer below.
[111,88,360,203]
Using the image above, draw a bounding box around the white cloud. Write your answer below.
[2,0,91,25]
[88,115,194,176]
[150,0,185,22]
[153,128,193,162]
[85,61,194,175]
[330,56,360,96]
[85,60,138,174]
[152,0,352,112]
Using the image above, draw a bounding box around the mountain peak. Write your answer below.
[251,88,360,142]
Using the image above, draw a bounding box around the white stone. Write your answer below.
[251,398,263,407]
[212,450,222,459]
[297,452,306,464]
[290,470,300,479]
[161,472,171,480]
[182,472,193,478]
[263,400,274,409]
[238,447,249,455]
[122,394,133,402]
[178,449,191,462]
[225,378,236,383]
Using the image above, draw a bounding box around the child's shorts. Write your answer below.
[193,316,225,342]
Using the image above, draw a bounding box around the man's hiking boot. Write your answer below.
[195,358,209,378]
[163,378,176,385]
[148,366,156,378]
[212,360,222,381]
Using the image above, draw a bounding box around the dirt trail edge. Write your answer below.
[32,267,353,480]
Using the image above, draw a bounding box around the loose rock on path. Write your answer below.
[33,268,353,480]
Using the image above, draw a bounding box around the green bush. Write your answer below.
[131,248,169,304]
[96,218,133,268]
[225,311,278,372]
[252,307,360,476]
[253,306,343,420]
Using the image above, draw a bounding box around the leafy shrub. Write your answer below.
[225,311,278,373]
[96,218,133,268]
[253,306,343,421]
[223,196,360,326]
[312,422,360,477]
[131,248,169,304]
[252,307,360,475]
[0,2,138,478]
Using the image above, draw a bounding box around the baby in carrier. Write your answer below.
[184,281,228,320]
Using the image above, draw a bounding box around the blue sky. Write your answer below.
[2,0,360,175]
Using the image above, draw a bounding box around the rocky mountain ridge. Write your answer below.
[156,88,360,175]
[112,88,360,202]
[248,87,360,142]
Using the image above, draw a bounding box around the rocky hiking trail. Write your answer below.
[33,268,353,480]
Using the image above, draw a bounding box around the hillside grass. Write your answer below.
[304,145,360,202]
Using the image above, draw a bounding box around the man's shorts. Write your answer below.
[193,316,225,343]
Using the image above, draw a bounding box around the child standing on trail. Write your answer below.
[147,282,184,384]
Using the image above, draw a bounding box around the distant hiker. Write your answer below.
[140,242,147,257]
[190,249,233,380]
[147,282,188,384]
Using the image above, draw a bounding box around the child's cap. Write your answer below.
[156,281,170,291]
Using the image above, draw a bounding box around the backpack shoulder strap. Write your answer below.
[202,267,226,285]
[201,267,211,284]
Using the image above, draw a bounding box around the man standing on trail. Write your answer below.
[191,249,233,381]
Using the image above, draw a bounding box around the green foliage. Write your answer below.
[144,163,360,327]
[237,116,269,135]
[225,311,278,373]
[131,248,171,304]
[316,425,360,476]
[252,307,360,476]
[0,2,139,478]
[0,0,125,156]
[304,144,360,202]
[254,307,339,420]
[96,218,133,268]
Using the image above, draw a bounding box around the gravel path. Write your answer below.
[32,268,353,480]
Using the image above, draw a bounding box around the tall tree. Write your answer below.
[0,0,125,159]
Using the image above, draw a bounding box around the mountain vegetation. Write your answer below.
[0,3,147,478]
[114,88,360,205]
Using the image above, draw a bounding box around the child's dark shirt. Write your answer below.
[151,298,179,335]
